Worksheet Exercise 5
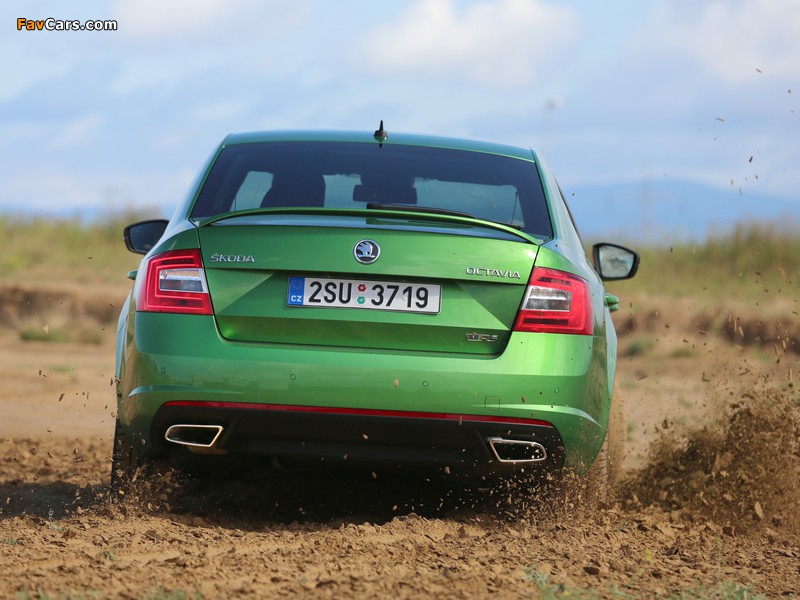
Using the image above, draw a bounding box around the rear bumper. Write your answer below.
[119,313,610,472]
[152,402,565,478]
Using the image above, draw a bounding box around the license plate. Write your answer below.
[287,276,441,314]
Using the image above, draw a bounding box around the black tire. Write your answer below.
[110,417,141,492]
[586,387,626,502]
[585,434,610,503]
[607,386,627,486]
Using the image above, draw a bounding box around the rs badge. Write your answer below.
[466,333,499,343]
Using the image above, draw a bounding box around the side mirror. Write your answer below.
[123,219,169,255]
[592,243,640,281]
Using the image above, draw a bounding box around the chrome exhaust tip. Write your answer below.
[487,437,547,464]
[165,424,223,448]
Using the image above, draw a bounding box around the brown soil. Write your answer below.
[1,286,799,598]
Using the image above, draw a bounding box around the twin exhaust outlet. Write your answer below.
[165,425,547,464]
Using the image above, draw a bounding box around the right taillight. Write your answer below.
[513,267,593,335]
[140,249,213,315]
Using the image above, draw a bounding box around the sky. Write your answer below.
[1,0,799,238]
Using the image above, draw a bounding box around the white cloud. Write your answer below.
[111,0,311,41]
[358,0,582,87]
[0,57,74,102]
[1,122,51,144]
[47,114,106,151]
[189,99,253,122]
[640,0,800,84]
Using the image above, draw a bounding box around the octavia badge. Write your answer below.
[354,239,380,264]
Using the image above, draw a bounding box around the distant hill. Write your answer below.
[1,179,797,244]
[565,179,799,243]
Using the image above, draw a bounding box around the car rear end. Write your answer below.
[116,132,612,481]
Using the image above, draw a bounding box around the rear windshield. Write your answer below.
[190,141,552,238]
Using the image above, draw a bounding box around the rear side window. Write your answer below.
[191,141,552,238]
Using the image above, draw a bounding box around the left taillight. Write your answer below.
[513,267,593,335]
[140,249,213,315]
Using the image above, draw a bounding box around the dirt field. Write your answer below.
[1,284,798,598]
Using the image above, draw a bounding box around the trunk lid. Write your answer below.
[197,214,539,354]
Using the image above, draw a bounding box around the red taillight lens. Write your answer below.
[513,267,593,335]
[140,249,213,315]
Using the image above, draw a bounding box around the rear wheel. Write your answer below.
[585,435,609,502]
[586,387,626,501]
[110,417,141,492]
[607,386,627,486]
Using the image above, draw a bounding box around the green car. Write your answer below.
[113,125,638,489]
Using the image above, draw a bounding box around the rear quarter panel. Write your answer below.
[535,152,616,453]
